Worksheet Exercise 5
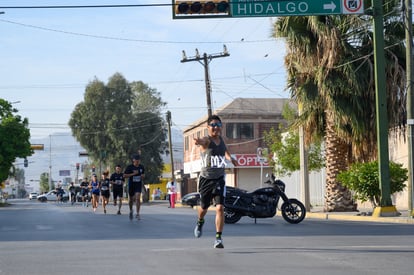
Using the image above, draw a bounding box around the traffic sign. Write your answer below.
[230,0,364,17]
[30,144,44,150]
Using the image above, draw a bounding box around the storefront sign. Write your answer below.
[233,154,270,167]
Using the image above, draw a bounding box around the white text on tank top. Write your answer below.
[200,137,227,178]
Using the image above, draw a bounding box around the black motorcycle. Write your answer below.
[224,173,306,224]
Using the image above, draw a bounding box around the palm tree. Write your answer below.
[272,1,406,211]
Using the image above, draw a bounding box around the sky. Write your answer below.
[0,0,288,140]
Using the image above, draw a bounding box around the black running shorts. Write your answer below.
[113,186,123,200]
[198,176,225,210]
[101,190,110,199]
[128,182,142,197]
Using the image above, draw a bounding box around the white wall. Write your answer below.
[278,170,325,206]
[236,167,273,191]
[234,168,325,207]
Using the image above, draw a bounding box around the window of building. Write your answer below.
[226,123,254,139]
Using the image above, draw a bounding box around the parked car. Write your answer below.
[181,192,200,208]
[29,192,39,200]
[37,190,69,202]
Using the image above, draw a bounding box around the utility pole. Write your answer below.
[371,0,398,217]
[166,111,175,182]
[299,123,310,211]
[405,0,414,217]
[76,163,80,185]
[48,135,52,191]
[181,45,229,117]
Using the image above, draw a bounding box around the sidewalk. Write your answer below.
[147,199,414,224]
[306,206,414,224]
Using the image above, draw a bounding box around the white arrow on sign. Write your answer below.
[323,1,336,11]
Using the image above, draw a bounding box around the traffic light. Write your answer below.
[79,151,89,157]
[173,1,231,19]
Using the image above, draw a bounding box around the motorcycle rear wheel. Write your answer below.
[281,199,306,224]
[224,208,242,224]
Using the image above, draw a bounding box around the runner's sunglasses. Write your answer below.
[208,122,222,127]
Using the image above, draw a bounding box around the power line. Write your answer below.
[0,72,282,90]
[0,18,276,45]
[0,3,172,9]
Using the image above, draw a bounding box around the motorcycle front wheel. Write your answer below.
[281,199,306,224]
[224,208,242,224]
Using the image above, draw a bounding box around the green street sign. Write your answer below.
[230,0,364,17]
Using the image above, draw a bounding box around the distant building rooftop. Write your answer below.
[184,98,295,132]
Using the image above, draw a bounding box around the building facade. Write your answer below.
[181,98,411,211]
[182,98,294,194]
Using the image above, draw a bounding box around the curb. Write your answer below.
[306,211,414,224]
[152,201,414,224]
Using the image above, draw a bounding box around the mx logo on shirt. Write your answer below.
[201,155,227,168]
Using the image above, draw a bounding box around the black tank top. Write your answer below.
[200,136,227,179]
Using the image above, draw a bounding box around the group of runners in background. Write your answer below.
[68,154,145,220]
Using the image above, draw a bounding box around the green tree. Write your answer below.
[338,161,407,209]
[272,1,406,211]
[69,73,167,184]
[0,99,32,182]
[264,104,324,176]
[39,172,50,193]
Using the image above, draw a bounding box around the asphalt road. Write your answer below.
[1,199,414,275]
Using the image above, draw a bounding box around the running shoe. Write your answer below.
[194,220,204,238]
[117,210,121,215]
[129,212,133,220]
[214,238,224,249]
[136,214,140,220]
[104,209,106,214]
